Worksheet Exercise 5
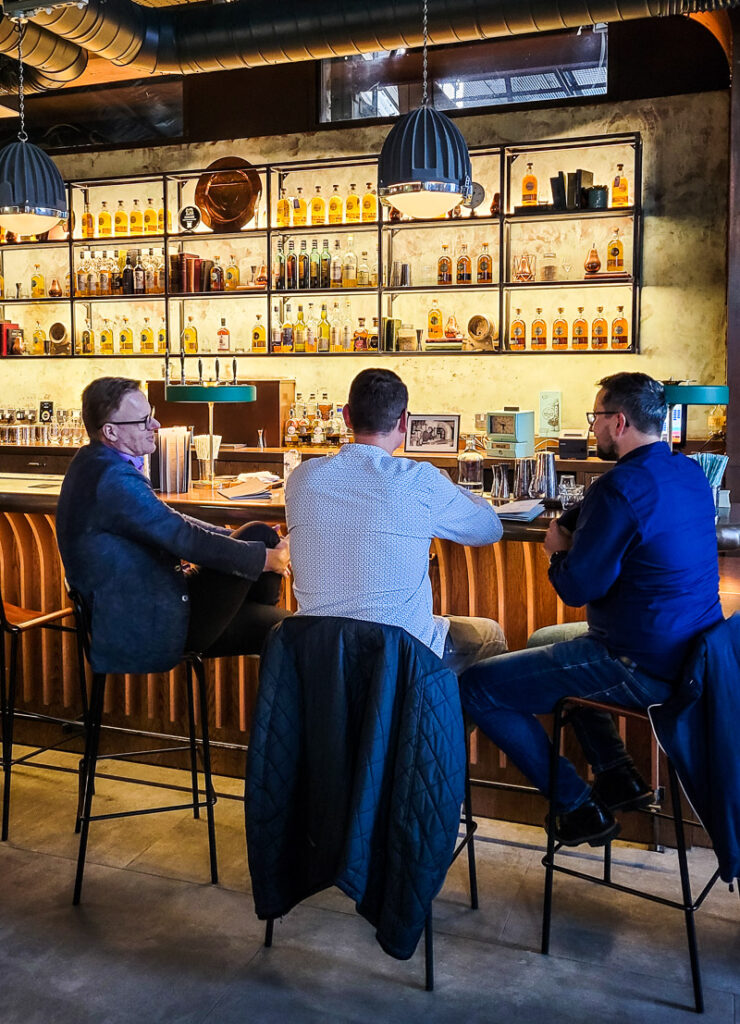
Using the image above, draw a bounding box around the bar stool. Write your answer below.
[1,590,87,841]
[541,696,722,1014]
[70,589,218,905]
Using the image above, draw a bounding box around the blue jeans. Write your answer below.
[459,631,675,812]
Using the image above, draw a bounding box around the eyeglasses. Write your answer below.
[103,406,156,430]
[586,410,620,426]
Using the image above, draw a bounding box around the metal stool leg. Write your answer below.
[185,661,200,820]
[541,699,566,955]
[1,633,18,842]
[424,909,434,991]
[668,760,704,1014]
[264,919,274,947]
[192,657,218,885]
[73,673,106,905]
[463,761,479,910]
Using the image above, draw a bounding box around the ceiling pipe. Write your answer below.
[0,19,87,89]
[28,0,740,81]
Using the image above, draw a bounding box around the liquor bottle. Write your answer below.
[31,321,46,356]
[298,239,310,289]
[286,240,298,290]
[210,255,225,291]
[329,302,341,350]
[284,404,299,446]
[370,257,378,287]
[0,268,4,298]
[182,316,198,354]
[296,395,310,443]
[305,303,318,352]
[509,307,526,351]
[225,255,239,291]
[81,191,94,239]
[113,249,125,294]
[476,242,493,284]
[87,252,99,296]
[353,316,368,351]
[552,307,569,350]
[612,163,629,208]
[255,262,268,288]
[30,264,45,298]
[342,235,358,288]
[342,299,353,350]
[144,198,157,234]
[145,248,158,294]
[293,187,308,227]
[428,300,443,340]
[305,393,318,438]
[345,183,361,223]
[584,243,601,275]
[309,238,321,289]
[129,198,143,235]
[114,200,128,237]
[362,182,377,222]
[98,250,112,295]
[591,306,608,350]
[611,305,630,350]
[572,307,588,350]
[357,251,370,287]
[272,240,284,291]
[606,228,624,272]
[317,304,331,352]
[531,307,548,350]
[133,251,146,294]
[310,185,326,226]
[277,188,291,228]
[328,184,343,224]
[318,390,332,421]
[252,313,267,352]
[99,318,114,354]
[437,243,452,285]
[330,240,343,288]
[217,316,231,352]
[157,316,167,353]
[293,305,307,353]
[98,201,112,237]
[270,303,282,353]
[140,316,155,354]
[369,316,379,351]
[119,316,134,354]
[157,202,171,234]
[456,243,472,285]
[320,239,332,289]
[444,314,460,339]
[521,162,537,206]
[75,251,90,297]
[49,278,62,298]
[281,302,295,352]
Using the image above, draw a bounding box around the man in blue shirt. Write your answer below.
[461,373,723,847]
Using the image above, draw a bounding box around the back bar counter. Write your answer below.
[2,472,738,843]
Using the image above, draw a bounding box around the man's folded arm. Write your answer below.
[426,467,503,546]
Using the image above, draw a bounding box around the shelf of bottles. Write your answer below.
[0,134,641,357]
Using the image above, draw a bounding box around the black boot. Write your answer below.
[592,764,654,812]
[546,795,620,847]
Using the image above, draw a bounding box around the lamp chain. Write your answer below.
[422,0,428,107]
[15,22,28,144]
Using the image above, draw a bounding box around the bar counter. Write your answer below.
[2,472,738,843]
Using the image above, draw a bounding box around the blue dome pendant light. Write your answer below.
[0,21,68,236]
[378,0,472,219]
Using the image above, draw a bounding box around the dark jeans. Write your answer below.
[185,521,290,658]
[459,633,674,812]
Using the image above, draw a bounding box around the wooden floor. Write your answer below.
[719,552,740,615]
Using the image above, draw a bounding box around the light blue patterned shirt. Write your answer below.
[285,443,503,657]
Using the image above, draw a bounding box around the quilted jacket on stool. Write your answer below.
[245,615,466,960]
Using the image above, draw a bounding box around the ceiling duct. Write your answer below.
[23,0,740,82]
[0,19,86,90]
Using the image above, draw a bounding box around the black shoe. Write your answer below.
[592,765,654,812]
[546,796,620,847]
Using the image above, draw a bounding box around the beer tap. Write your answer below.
[214,358,220,383]
[198,359,203,386]
[179,349,186,385]
[232,358,237,384]
[164,351,170,384]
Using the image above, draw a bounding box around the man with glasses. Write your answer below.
[460,372,722,846]
[57,377,290,676]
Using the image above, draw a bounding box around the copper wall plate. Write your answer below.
[194,157,262,232]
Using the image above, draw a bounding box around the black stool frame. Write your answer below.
[542,696,722,1014]
[71,592,218,905]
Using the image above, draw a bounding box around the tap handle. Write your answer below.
[232,358,237,384]
[198,358,203,385]
[214,358,220,382]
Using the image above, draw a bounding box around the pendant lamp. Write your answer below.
[0,22,67,235]
[378,0,472,219]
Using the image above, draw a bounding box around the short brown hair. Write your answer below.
[347,368,408,435]
[82,377,141,440]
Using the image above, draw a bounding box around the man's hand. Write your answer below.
[265,536,291,576]
[544,520,573,558]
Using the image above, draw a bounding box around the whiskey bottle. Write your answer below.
[437,244,452,285]
[320,239,331,288]
[309,238,321,289]
[114,200,128,237]
[552,307,569,350]
[310,186,326,226]
[353,316,368,351]
[293,187,308,227]
[157,202,171,234]
[610,305,630,350]
[119,316,134,354]
[456,244,472,285]
[317,304,331,352]
[270,304,283,353]
[99,319,114,354]
[225,255,240,291]
[144,198,158,234]
[509,308,526,351]
[252,313,267,352]
[217,316,231,352]
[87,252,99,296]
[157,316,168,353]
[75,251,90,297]
[98,201,112,238]
[345,183,361,223]
[210,255,225,291]
[31,321,46,356]
[591,306,608,350]
[98,251,112,295]
[611,163,629,208]
[606,228,624,272]
[140,317,155,354]
[30,264,45,298]
[362,182,377,222]
[286,240,298,291]
[329,302,341,351]
[428,300,443,340]
[133,251,146,294]
[281,302,295,352]
[357,251,370,287]
[284,404,299,446]
[341,300,353,350]
[145,249,158,294]
[328,184,343,224]
[369,316,379,351]
[277,188,291,228]
[293,305,307,352]
[298,239,310,289]
[122,251,134,294]
[342,235,358,288]
[129,198,143,235]
[572,307,588,350]
[304,303,316,352]
[531,308,547,350]
[476,242,493,284]
[81,191,94,239]
[330,240,342,288]
[522,162,538,206]
[182,316,198,354]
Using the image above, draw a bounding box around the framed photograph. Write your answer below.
[404,414,461,454]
